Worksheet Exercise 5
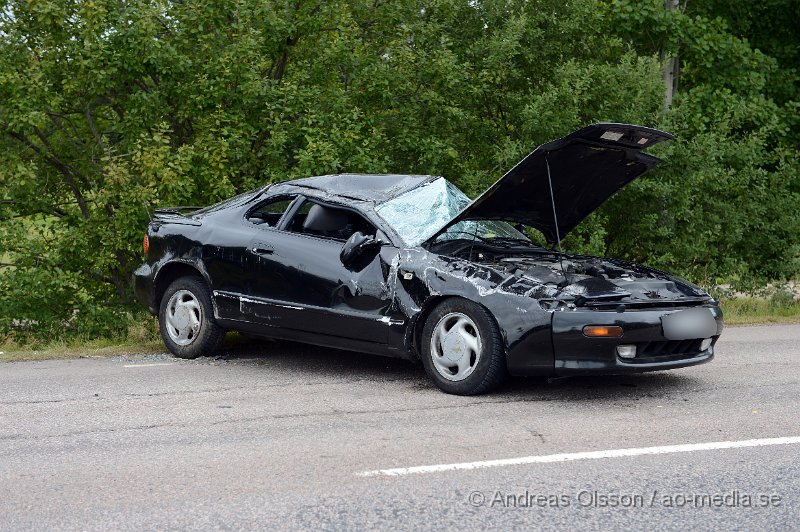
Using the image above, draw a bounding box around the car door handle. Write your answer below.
[250,245,274,256]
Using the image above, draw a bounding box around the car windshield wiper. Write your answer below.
[485,237,543,249]
[438,232,546,250]
[438,231,493,243]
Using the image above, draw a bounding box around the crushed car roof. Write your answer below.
[287,173,439,203]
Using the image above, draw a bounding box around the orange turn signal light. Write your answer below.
[582,325,624,338]
[143,234,150,255]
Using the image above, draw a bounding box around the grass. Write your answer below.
[719,293,800,325]
[0,338,165,363]
[2,294,799,363]
[0,318,163,363]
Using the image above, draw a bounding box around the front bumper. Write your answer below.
[551,305,723,375]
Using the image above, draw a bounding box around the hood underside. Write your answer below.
[435,123,674,244]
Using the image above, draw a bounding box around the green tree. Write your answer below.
[603,0,800,282]
[1,0,795,341]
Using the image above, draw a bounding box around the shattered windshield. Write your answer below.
[375,177,527,247]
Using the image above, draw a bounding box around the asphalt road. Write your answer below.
[1,324,798,530]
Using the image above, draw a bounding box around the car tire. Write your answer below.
[159,276,224,359]
[420,298,507,395]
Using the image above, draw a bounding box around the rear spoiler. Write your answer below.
[154,206,203,215]
[151,207,203,227]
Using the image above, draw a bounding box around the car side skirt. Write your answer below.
[214,317,406,359]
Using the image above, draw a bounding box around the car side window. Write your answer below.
[288,200,376,241]
[246,196,296,227]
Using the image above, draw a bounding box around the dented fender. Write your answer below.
[389,249,555,373]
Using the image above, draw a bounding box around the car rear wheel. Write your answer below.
[421,298,507,395]
[159,276,224,359]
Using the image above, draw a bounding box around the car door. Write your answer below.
[205,194,300,321]
[239,197,398,345]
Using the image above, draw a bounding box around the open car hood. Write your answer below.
[433,123,673,244]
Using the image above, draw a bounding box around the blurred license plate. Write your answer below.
[661,308,717,340]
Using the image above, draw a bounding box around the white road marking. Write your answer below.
[357,436,800,477]
[123,363,175,368]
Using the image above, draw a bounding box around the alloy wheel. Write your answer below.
[429,312,483,381]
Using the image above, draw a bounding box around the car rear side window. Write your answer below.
[247,196,296,227]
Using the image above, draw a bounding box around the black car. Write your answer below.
[134,123,723,395]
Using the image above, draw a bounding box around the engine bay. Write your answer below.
[432,240,709,308]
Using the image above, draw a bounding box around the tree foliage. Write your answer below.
[606,0,799,282]
[0,0,797,340]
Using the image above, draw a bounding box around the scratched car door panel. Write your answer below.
[241,230,396,344]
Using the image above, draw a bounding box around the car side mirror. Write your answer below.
[340,231,381,269]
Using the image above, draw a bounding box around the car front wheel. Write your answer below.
[159,276,224,359]
[421,298,507,395]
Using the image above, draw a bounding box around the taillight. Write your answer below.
[143,234,150,255]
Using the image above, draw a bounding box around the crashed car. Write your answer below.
[134,123,723,395]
